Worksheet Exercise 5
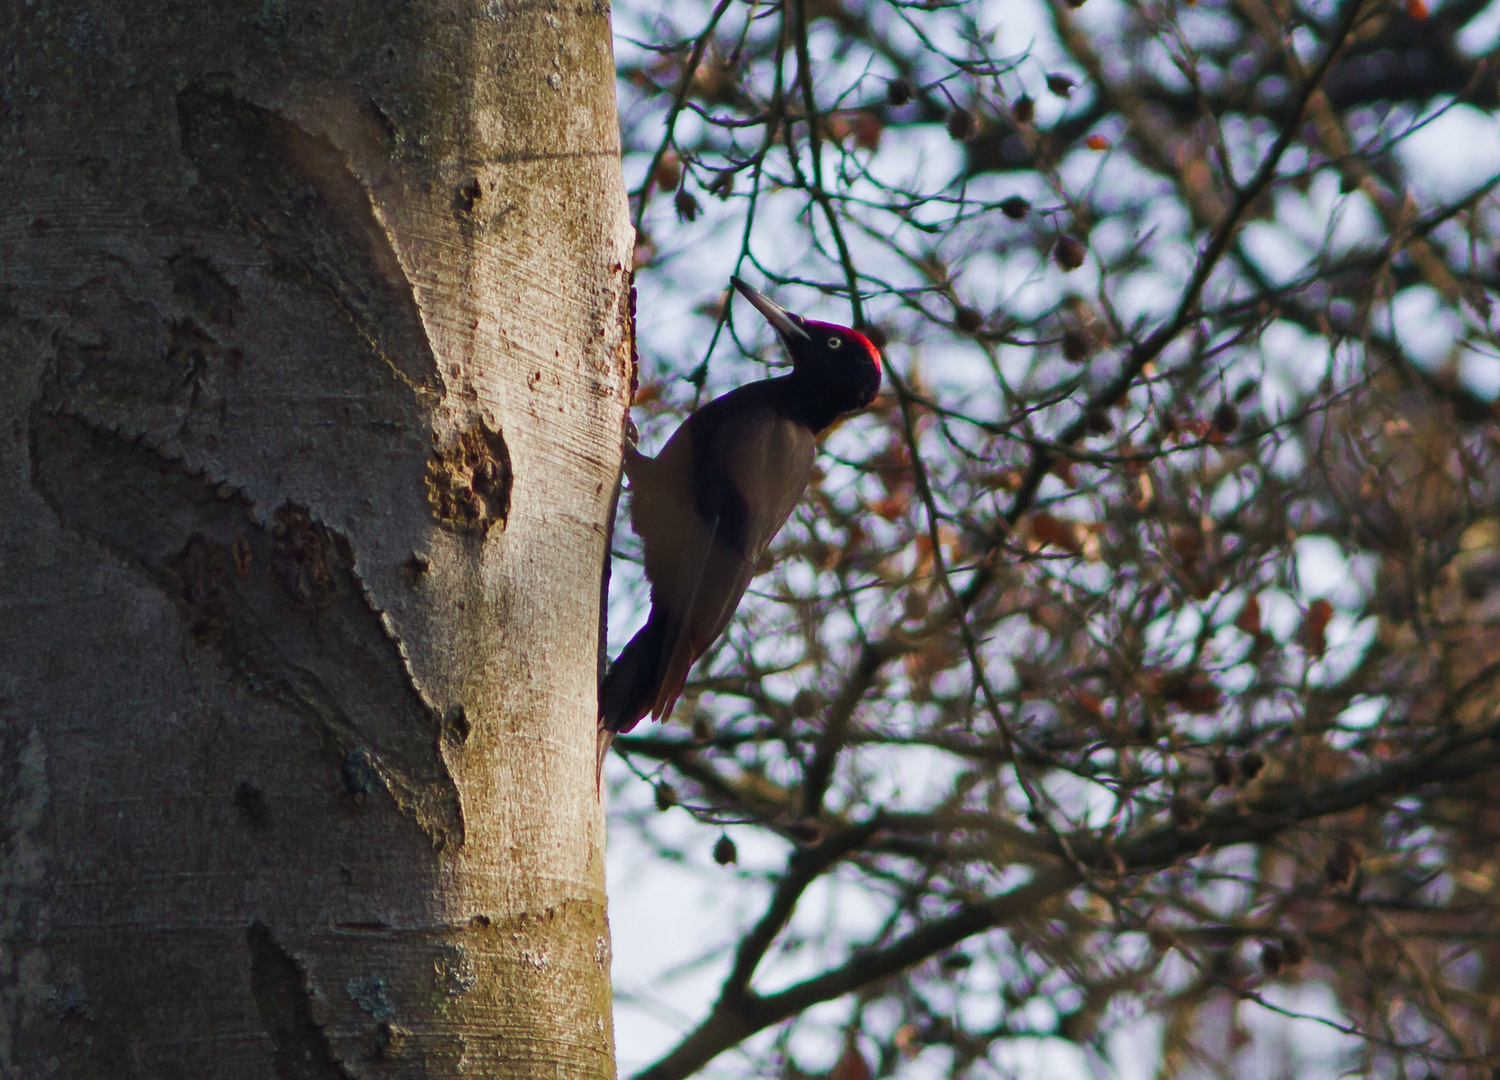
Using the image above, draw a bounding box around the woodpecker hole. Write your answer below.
[426,421,512,534]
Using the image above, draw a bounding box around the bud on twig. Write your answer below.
[1055,236,1086,270]
[1171,794,1204,830]
[1326,838,1361,887]
[652,151,681,191]
[1001,195,1031,219]
[947,107,977,141]
[1062,327,1092,362]
[792,689,821,718]
[1046,73,1076,97]
[1281,936,1309,965]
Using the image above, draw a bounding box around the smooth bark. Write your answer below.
[0,0,631,1076]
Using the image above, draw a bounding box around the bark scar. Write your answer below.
[426,420,512,534]
[29,410,464,849]
[175,85,441,400]
[245,921,354,1080]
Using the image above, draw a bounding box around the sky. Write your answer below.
[601,0,1500,1074]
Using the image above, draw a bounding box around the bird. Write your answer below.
[599,276,883,734]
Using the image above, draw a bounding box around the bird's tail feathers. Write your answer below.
[600,614,671,734]
[651,625,698,724]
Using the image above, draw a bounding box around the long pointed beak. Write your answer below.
[731,276,811,342]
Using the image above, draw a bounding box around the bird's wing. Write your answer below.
[626,400,815,720]
[649,503,734,720]
[625,423,718,718]
[706,405,817,565]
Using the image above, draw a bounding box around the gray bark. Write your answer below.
[0,0,632,1076]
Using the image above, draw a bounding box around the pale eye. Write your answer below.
[827,336,843,349]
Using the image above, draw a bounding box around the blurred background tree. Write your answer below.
[602,0,1500,1076]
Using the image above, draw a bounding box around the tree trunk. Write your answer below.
[0,1,631,1076]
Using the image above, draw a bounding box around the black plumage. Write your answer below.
[600,277,883,734]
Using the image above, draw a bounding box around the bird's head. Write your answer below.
[731,276,882,416]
